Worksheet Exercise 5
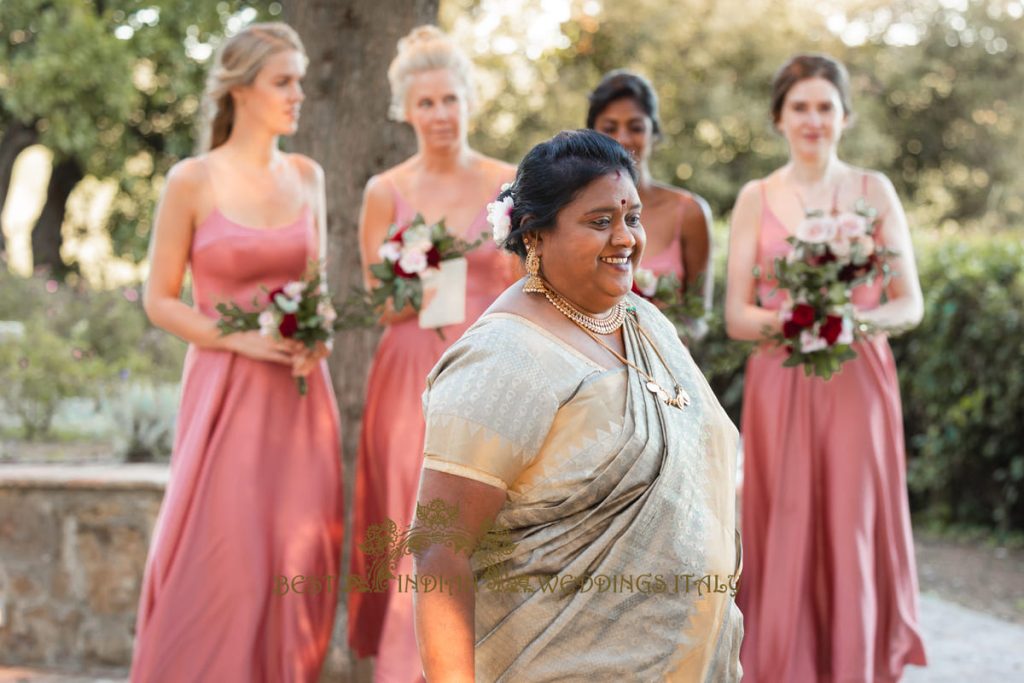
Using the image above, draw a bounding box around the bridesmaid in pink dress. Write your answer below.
[131,24,343,681]
[586,70,713,338]
[725,55,927,681]
[348,26,515,683]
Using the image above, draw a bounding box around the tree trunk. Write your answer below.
[30,157,83,277]
[0,121,39,256]
[285,1,439,680]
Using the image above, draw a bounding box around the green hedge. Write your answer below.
[891,236,1024,533]
[0,270,186,440]
[690,234,1024,533]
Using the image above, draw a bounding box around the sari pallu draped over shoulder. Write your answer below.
[421,296,744,682]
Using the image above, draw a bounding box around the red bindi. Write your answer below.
[620,199,626,206]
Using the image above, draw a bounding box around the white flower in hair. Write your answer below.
[487,195,515,245]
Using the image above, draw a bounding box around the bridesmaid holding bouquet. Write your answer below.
[348,25,515,683]
[131,23,343,682]
[725,54,927,682]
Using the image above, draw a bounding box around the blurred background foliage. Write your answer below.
[0,0,1021,531]
[446,0,1024,233]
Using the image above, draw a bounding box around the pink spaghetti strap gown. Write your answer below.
[348,182,513,682]
[642,221,685,282]
[737,179,927,682]
[130,206,344,682]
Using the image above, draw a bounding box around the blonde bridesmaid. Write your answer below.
[348,25,515,683]
[131,23,343,681]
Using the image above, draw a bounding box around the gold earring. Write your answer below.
[523,242,545,294]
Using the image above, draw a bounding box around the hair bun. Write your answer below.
[396,25,447,53]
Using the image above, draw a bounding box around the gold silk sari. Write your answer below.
[422,294,743,681]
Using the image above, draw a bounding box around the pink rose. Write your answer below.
[836,212,868,239]
[795,216,837,244]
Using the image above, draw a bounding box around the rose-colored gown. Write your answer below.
[349,181,513,682]
[642,220,686,282]
[130,205,344,682]
[737,179,927,682]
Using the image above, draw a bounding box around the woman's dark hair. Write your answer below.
[771,54,852,123]
[498,129,637,257]
[585,69,662,138]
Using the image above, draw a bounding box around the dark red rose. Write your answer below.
[810,251,837,266]
[782,320,802,339]
[426,246,441,268]
[268,285,286,302]
[278,313,298,338]
[791,303,816,328]
[392,261,418,279]
[820,315,843,345]
[784,344,794,355]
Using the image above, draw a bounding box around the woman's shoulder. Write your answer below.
[287,153,324,183]
[432,312,601,395]
[166,156,208,188]
[473,153,516,186]
[840,164,899,211]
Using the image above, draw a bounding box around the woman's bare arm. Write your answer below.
[856,173,924,332]
[413,470,506,682]
[724,181,783,341]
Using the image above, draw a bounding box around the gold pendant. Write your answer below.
[646,381,689,410]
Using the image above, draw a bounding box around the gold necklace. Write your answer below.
[542,284,627,335]
[566,308,691,411]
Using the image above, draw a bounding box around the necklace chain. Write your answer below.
[542,285,627,335]
[540,281,690,410]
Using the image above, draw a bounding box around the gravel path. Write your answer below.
[2,594,1023,682]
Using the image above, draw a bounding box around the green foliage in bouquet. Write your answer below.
[342,214,488,330]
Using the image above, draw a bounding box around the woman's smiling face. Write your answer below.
[534,171,645,315]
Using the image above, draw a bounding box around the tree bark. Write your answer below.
[285,1,440,680]
[0,121,39,256]
[30,157,83,276]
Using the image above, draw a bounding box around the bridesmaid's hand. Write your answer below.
[219,331,302,365]
[291,341,331,378]
[378,298,417,326]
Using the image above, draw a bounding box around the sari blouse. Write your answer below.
[421,294,743,682]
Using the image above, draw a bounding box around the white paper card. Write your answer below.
[418,257,467,329]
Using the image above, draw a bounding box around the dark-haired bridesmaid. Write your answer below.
[587,70,713,339]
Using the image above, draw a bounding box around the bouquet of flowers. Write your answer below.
[216,269,336,395]
[767,199,896,380]
[632,267,706,338]
[364,214,486,334]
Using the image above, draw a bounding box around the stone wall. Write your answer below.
[0,465,167,672]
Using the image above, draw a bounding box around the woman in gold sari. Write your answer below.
[412,129,743,681]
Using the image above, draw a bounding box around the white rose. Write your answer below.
[378,240,402,263]
[283,281,304,300]
[795,216,838,244]
[398,247,428,275]
[829,234,852,260]
[487,196,514,245]
[317,300,337,324]
[402,225,433,252]
[837,315,854,345]
[836,212,868,239]
[799,328,828,354]
[633,267,657,297]
[857,235,876,258]
[258,310,278,336]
